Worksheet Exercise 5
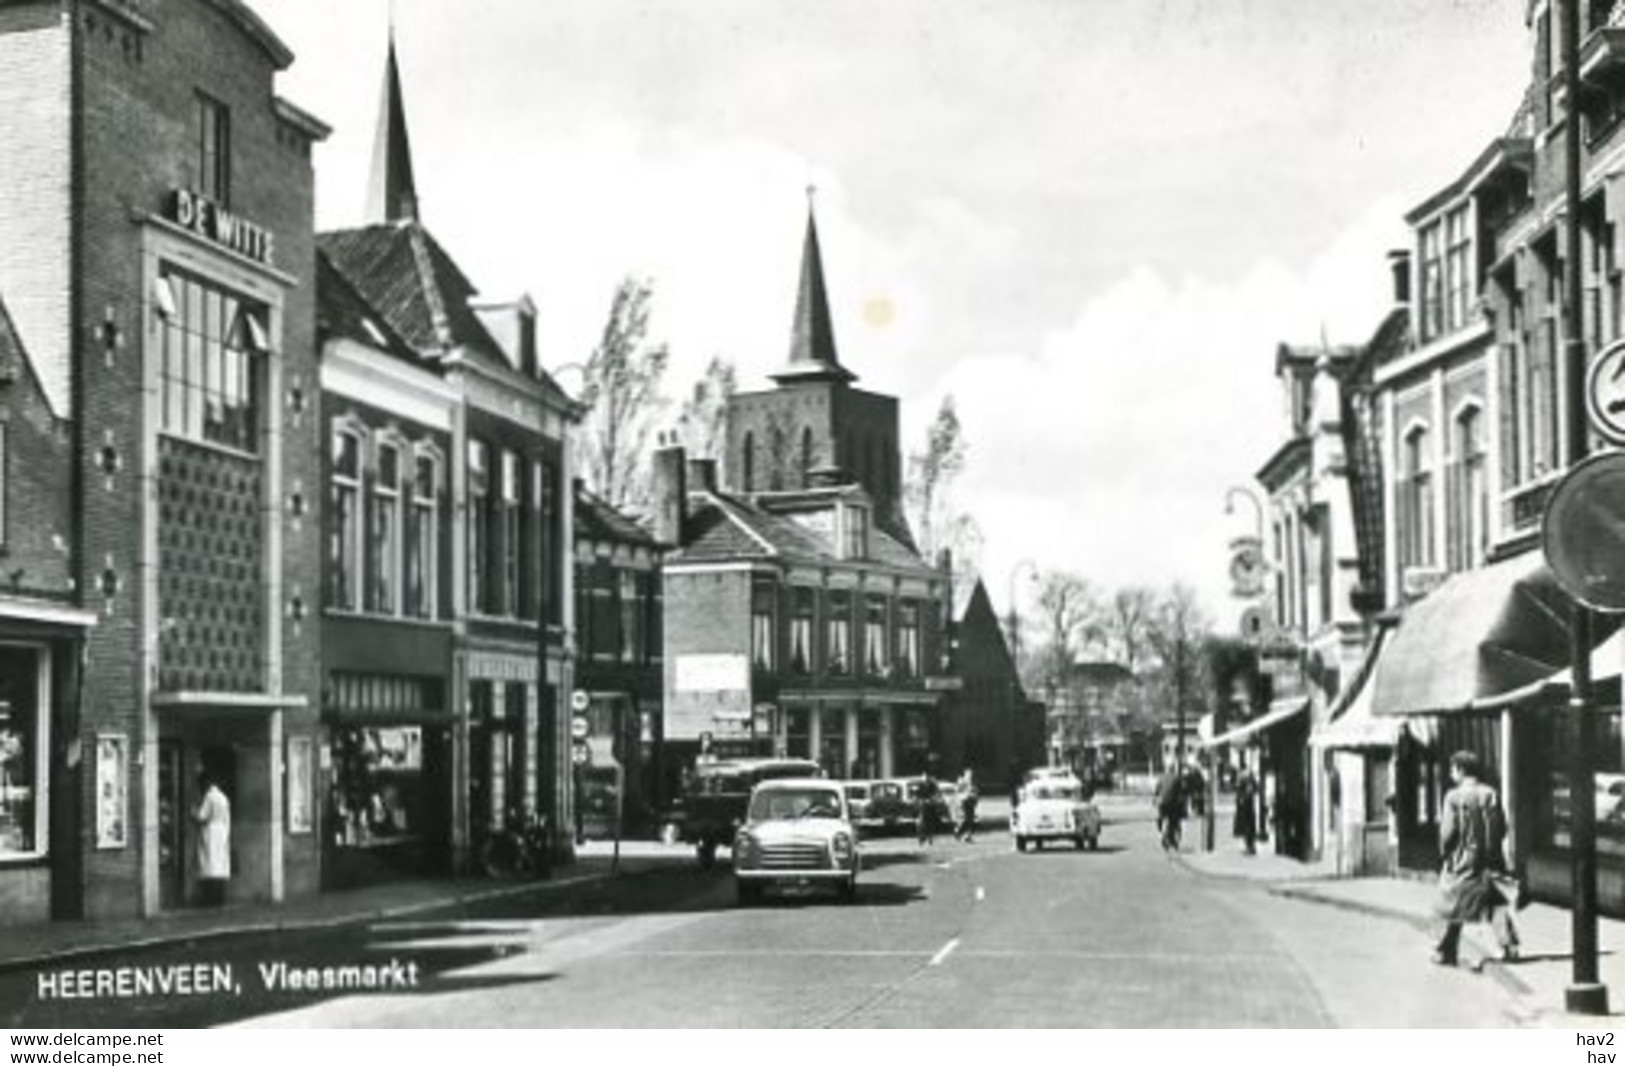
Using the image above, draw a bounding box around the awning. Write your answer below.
[1371,551,1606,716]
[1470,628,1625,713]
[1312,626,1394,750]
[1200,698,1308,749]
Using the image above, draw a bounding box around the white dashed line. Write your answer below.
[929,937,960,966]
[975,886,986,902]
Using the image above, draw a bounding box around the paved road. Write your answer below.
[3,796,1528,1028]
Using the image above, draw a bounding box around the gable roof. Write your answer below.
[575,484,658,549]
[668,489,935,577]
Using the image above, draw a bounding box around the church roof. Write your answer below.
[772,205,856,385]
[366,35,419,225]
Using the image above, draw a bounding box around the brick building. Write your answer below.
[317,36,578,873]
[572,483,664,837]
[659,206,951,782]
[0,0,329,922]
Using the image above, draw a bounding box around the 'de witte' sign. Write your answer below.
[169,189,276,267]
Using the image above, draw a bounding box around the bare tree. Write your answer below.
[678,355,736,464]
[1102,586,1156,671]
[905,395,970,558]
[576,277,670,514]
[1142,583,1214,767]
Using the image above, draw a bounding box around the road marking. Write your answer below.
[975,886,985,902]
[929,937,960,966]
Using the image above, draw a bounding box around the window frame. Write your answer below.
[368,438,404,615]
[196,91,231,207]
[330,426,364,612]
[406,445,440,620]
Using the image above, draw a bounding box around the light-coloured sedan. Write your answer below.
[1012,775,1102,852]
[733,779,861,904]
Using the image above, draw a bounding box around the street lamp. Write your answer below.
[1210,484,1268,854]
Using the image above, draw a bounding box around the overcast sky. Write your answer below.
[266,0,1530,625]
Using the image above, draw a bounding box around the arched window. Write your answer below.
[801,428,815,486]
[742,431,755,492]
[769,426,786,491]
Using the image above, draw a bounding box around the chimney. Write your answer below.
[1387,249,1412,306]
[650,434,687,547]
[686,457,718,494]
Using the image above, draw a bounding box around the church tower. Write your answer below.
[724,198,909,542]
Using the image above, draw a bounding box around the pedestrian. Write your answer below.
[193,767,232,907]
[1432,750,1519,967]
[1184,763,1206,819]
[916,771,940,846]
[1233,765,1259,856]
[954,768,979,842]
[1154,765,1185,852]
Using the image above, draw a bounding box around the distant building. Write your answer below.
[942,579,1043,788]
[572,484,664,837]
[658,204,951,782]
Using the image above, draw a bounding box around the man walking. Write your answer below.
[1233,765,1260,856]
[1432,750,1519,966]
[1155,765,1185,852]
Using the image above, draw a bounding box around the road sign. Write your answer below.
[1543,451,1625,612]
[571,739,590,766]
[1588,340,1625,444]
[570,690,590,713]
[571,715,590,741]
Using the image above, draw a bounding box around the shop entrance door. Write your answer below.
[157,741,184,910]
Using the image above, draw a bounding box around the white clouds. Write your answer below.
[936,196,1409,623]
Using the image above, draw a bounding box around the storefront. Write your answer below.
[322,672,453,888]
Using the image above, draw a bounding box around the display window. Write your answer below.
[329,726,425,849]
[0,647,44,859]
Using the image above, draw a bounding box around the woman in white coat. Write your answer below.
[193,768,232,906]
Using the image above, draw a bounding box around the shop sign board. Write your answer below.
[1543,451,1625,612]
[169,189,276,266]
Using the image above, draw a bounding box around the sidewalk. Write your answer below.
[0,841,687,976]
[1177,844,1625,1026]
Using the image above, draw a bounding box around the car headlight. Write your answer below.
[831,832,854,863]
[734,831,758,866]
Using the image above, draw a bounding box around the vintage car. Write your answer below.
[864,779,913,832]
[666,757,823,868]
[1012,774,1102,851]
[842,781,874,828]
[733,778,860,904]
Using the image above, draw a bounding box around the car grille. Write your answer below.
[759,842,830,870]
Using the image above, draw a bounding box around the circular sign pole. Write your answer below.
[1560,0,1605,1015]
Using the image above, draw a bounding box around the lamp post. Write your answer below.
[1560,0,1607,1016]
[1216,484,1268,854]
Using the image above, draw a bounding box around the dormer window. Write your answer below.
[842,504,869,560]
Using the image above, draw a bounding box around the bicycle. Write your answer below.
[478,808,554,880]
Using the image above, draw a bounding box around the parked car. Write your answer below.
[666,757,823,868]
[1012,774,1102,852]
[733,778,860,905]
[864,779,913,833]
[842,781,875,829]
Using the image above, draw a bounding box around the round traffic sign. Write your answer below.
[1588,340,1625,444]
[570,690,590,713]
[571,739,591,766]
[571,715,590,741]
[1543,451,1625,612]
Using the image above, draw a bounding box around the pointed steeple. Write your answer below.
[773,189,856,384]
[365,30,419,225]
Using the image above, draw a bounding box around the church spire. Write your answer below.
[365,29,419,225]
[773,188,856,384]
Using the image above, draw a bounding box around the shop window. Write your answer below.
[157,267,264,454]
[827,590,852,676]
[368,442,402,614]
[865,595,889,677]
[329,429,362,611]
[0,648,44,858]
[405,450,438,619]
[468,440,490,614]
[330,726,426,849]
[196,92,230,206]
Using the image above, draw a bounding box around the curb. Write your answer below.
[0,867,624,978]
